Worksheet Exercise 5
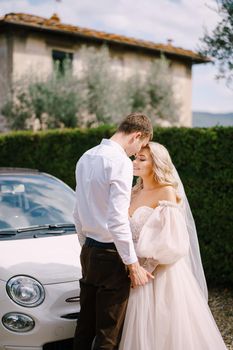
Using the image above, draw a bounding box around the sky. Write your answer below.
[0,0,232,113]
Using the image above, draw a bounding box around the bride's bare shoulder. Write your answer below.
[158,185,177,203]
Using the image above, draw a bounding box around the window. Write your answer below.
[52,50,73,74]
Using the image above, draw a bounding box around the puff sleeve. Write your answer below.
[136,201,190,266]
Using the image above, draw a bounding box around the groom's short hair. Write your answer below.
[117,112,153,140]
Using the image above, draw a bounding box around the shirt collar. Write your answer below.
[101,138,126,155]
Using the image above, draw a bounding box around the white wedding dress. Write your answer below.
[119,201,227,350]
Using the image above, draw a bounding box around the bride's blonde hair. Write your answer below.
[132,142,178,195]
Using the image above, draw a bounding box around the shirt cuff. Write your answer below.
[121,251,138,265]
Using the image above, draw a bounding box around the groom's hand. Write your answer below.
[127,261,154,288]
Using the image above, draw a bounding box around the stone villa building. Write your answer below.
[0,12,209,129]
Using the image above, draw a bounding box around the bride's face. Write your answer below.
[133,147,154,178]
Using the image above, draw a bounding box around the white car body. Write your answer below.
[0,169,82,350]
[0,233,81,350]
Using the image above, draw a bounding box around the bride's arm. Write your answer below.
[138,257,159,274]
[136,204,190,266]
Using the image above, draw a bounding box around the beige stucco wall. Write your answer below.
[9,32,192,126]
[110,50,151,80]
[13,34,53,79]
[171,61,192,127]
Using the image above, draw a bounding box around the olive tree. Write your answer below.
[126,57,180,125]
[199,0,233,88]
[2,46,179,130]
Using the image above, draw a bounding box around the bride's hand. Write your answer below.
[127,261,154,288]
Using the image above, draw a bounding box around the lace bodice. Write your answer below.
[130,206,154,244]
[130,201,183,244]
[129,201,188,273]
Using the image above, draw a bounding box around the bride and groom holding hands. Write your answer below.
[72,113,227,350]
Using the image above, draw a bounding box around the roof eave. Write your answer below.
[0,19,211,64]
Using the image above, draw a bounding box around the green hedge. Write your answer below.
[0,126,232,287]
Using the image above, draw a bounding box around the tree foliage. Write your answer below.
[2,62,84,130]
[199,0,233,88]
[2,46,179,130]
[78,46,131,125]
[126,57,179,125]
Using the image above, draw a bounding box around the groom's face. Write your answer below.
[126,134,150,157]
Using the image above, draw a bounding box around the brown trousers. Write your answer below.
[73,242,130,350]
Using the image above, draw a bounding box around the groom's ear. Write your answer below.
[134,131,142,140]
[128,131,142,144]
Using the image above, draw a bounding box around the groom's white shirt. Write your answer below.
[73,138,137,265]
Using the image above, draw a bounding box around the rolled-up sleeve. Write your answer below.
[107,159,138,265]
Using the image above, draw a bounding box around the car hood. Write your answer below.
[0,234,81,284]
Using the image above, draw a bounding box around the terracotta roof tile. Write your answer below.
[0,13,210,63]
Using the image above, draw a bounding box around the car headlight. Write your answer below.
[2,312,35,332]
[6,275,45,307]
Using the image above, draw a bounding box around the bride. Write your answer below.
[119,142,227,350]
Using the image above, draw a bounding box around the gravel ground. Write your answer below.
[209,288,233,350]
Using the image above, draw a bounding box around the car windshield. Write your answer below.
[0,173,76,232]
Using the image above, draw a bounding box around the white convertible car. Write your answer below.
[0,168,81,350]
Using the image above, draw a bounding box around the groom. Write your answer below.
[73,112,154,350]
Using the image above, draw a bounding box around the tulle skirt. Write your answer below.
[119,259,227,350]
